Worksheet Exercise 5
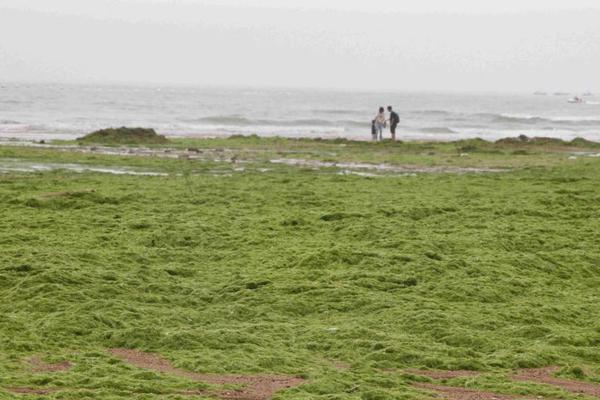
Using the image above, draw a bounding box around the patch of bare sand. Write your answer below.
[27,356,73,373]
[413,383,531,400]
[109,348,305,400]
[512,366,600,396]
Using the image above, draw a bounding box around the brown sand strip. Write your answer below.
[27,356,73,373]
[6,387,59,395]
[413,383,530,400]
[109,348,305,400]
[407,369,481,379]
[512,367,600,396]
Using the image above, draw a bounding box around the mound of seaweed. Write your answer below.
[77,127,169,144]
[495,135,600,148]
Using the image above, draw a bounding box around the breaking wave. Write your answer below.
[418,127,458,134]
[192,115,368,128]
[312,109,360,115]
[475,113,600,126]
[412,110,451,116]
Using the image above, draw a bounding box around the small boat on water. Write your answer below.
[567,96,584,104]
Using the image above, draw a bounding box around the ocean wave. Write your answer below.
[473,113,501,119]
[493,115,548,124]
[312,109,359,115]
[339,120,369,128]
[474,113,600,126]
[411,110,451,116]
[0,119,21,125]
[274,118,337,127]
[191,116,264,126]
[418,127,458,134]
[189,116,368,127]
[0,100,26,105]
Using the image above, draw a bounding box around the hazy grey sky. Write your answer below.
[1,0,599,91]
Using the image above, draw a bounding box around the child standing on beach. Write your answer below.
[371,120,377,141]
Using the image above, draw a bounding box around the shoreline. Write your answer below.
[1,132,600,147]
[1,133,599,175]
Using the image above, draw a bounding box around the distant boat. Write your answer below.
[533,91,547,95]
[567,96,584,104]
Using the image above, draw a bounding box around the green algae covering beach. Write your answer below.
[1,136,600,399]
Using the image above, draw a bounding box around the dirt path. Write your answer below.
[413,383,531,400]
[12,354,598,399]
[512,367,600,396]
[408,370,529,400]
[109,348,305,400]
[413,383,526,400]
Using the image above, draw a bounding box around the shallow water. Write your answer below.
[0,159,167,176]
[269,158,505,174]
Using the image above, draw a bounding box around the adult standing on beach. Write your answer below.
[374,107,386,141]
[387,106,400,141]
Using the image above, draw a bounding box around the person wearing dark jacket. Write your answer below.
[387,106,400,141]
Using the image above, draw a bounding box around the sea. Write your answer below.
[1,83,599,142]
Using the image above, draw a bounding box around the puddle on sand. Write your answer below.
[571,152,600,157]
[270,158,505,174]
[1,142,509,175]
[0,141,237,161]
[339,170,383,178]
[0,159,167,176]
[0,158,278,178]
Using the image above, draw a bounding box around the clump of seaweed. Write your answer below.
[496,136,600,148]
[2,139,600,400]
[77,127,169,145]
